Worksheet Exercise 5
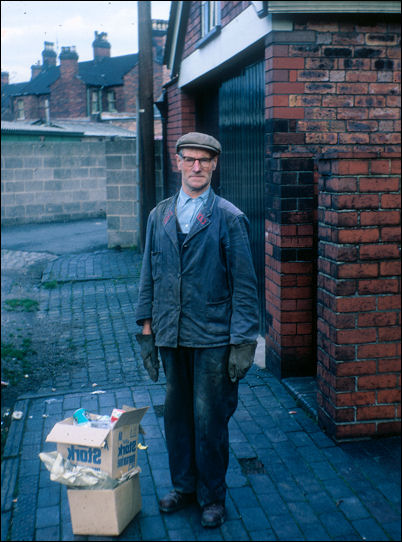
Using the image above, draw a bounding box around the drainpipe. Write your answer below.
[155,88,168,199]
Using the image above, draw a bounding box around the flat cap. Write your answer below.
[176,132,221,155]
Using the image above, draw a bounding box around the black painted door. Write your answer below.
[218,60,265,334]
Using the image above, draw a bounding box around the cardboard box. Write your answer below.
[67,471,141,536]
[46,405,148,479]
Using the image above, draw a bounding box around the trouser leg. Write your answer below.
[160,347,197,494]
[160,346,238,507]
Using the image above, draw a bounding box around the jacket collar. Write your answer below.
[162,188,216,247]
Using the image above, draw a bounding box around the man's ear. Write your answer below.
[212,156,218,171]
[175,153,182,171]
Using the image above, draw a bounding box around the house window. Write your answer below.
[44,98,50,123]
[91,90,100,114]
[16,98,25,120]
[201,1,220,37]
[107,90,116,112]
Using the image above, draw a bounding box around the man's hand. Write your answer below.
[228,341,257,383]
[142,319,152,335]
[136,325,159,382]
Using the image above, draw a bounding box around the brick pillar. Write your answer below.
[264,37,318,379]
[317,152,401,440]
[265,152,317,378]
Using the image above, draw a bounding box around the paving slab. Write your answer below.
[1,221,400,541]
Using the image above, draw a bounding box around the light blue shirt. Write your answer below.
[176,187,210,233]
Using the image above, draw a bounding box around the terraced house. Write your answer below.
[1,20,168,134]
[160,1,401,440]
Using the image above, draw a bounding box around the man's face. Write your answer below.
[176,147,218,197]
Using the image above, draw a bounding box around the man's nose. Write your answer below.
[192,159,202,171]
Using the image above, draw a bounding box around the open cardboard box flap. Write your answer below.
[46,405,148,447]
[46,421,110,447]
[114,405,148,429]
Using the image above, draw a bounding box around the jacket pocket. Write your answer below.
[206,296,231,334]
[151,251,162,281]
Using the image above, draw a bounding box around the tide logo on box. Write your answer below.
[67,444,102,464]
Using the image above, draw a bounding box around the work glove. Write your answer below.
[135,333,159,382]
[228,341,257,383]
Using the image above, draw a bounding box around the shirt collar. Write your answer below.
[178,186,211,207]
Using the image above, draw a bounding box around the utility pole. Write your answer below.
[137,0,156,251]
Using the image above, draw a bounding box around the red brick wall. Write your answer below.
[122,61,168,115]
[317,153,401,440]
[183,1,251,59]
[12,95,40,120]
[265,17,401,388]
[165,81,196,193]
[50,59,87,118]
[122,65,139,113]
[182,2,201,59]
[164,8,400,437]
[265,153,317,378]
[221,1,250,26]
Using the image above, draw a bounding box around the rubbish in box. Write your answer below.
[39,451,141,489]
[45,404,148,479]
[72,407,129,428]
[73,409,110,428]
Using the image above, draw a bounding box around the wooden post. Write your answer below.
[137,1,155,251]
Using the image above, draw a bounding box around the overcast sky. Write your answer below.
[1,1,172,83]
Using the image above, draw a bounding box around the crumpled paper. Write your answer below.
[39,451,140,489]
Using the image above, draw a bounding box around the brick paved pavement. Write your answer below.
[1,244,400,541]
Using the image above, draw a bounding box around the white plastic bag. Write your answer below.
[39,451,140,489]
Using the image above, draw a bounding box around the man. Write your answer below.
[136,132,259,528]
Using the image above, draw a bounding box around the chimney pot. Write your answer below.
[1,71,9,85]
[42,41,57,67]
[59,46,79,77]
[59,46,79,60]
[31,62,42,79]
[93,30,111,59]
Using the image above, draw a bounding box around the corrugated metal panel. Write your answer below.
[218,60,265,334]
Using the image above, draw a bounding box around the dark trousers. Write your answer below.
[159,345,238,507]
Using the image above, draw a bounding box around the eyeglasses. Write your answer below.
[180,155,214,167]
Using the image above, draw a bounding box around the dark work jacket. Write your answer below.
[135,189,259,348]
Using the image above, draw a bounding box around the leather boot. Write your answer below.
[201,502,225,528]
[159,490,196,513]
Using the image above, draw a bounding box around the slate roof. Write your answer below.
[2,53,139,98]
[78,53,138,86]
[1,81,31,117]
[1,119,136,138]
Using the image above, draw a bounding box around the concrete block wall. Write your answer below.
[105,138,163,249]
[1,140,107,225]
[2,138,163,240]
[105,139,138,248]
